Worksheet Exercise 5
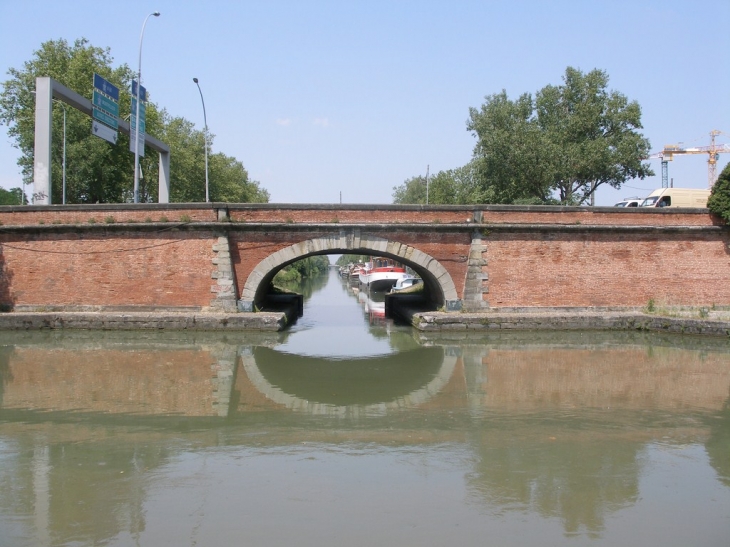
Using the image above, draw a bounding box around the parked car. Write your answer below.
[614,197,643,207]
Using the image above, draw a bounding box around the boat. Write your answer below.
[349,263,367,285]
[389,275,422,293]
[358,257,409,292]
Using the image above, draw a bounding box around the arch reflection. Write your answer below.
[239,346,456,415]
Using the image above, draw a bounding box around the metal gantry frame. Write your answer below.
[32,77,170,205]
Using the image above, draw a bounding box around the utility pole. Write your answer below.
[425,165,429,205]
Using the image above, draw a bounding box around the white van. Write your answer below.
[640,188,711,208]
[614,196,643,207]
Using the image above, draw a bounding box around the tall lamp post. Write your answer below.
[193,78,209,202]
[133,11,160,204]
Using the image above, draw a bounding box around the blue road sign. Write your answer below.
[131,98,147,118]
[131,80,147,103]
[93,73,119,101]
[130,115,146,134]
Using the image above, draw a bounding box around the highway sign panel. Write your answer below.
[131,98,147,118]
[92,121,118,145]
[130,115,146,134]
[92,107,118,130]
[93,73,119,101]
[129,130,145,157]
[131,80,146,102]
[93,90,119,118]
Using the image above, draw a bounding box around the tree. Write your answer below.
[0,187,24,205]
[467,67,653,205]
[708,163,730,224]
[0,38,268,204]
[273,256,330,286]
[392,175,428,204]
[0,38,137,203]
[392,162,484,204]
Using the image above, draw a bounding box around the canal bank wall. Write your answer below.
[0,307,728,337]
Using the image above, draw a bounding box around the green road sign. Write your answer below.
[93,90,119,118]
[92,107,118,130]
[131,97,147,118]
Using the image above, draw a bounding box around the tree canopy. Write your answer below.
[393,67,653,206]
[0,38,268,204]
[392,162,484,205]
[467,67,653,205]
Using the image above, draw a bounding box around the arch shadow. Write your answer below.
[239,233,460,313]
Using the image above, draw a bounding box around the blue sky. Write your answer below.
[1,0,728,206]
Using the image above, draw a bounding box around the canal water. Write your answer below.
[1,268,729,547]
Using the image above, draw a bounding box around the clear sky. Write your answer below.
[1,0,728,206]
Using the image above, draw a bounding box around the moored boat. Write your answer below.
[389,275,422,293]
[358,257,409,292]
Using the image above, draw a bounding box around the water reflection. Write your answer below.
[242,346,456,414]
[1,280,730,545]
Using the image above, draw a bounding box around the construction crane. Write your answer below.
[657,130,730,188]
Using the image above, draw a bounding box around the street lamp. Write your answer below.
[193,77,209,202]
[133,11,160,204]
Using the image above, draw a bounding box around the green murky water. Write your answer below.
[1,270,729,546]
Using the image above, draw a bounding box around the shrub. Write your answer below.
[708,163,730,224]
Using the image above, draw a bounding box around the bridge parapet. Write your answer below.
[0,202,721,228]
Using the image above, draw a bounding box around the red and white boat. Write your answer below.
[358,257,409,292]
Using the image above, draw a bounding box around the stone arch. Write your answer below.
[239,231,460,312]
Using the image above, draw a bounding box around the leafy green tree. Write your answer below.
[392,175,428,204]
[468,91,555,204]
[336,255,370,267]
[209,152,269,203]
[467,67,653,205]
[708,163,730,223]
[0,38,268,204]
[0,38,138,203]
[0,187,24,205]
[392,162,485,204]
[273,256,330,286]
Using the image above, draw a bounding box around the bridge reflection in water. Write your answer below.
[0,331,729,546]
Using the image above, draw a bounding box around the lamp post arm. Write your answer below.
[194,78,210,202]
[133,11,160,204]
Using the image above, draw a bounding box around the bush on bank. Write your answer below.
[708,163,730,224]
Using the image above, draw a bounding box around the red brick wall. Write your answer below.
[0,230,216,309]
[0,206,216,227]
[485,230,730,307]
[0,205,727,311]
[2,204,719,228]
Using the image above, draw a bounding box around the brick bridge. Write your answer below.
[0,203,728,315]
